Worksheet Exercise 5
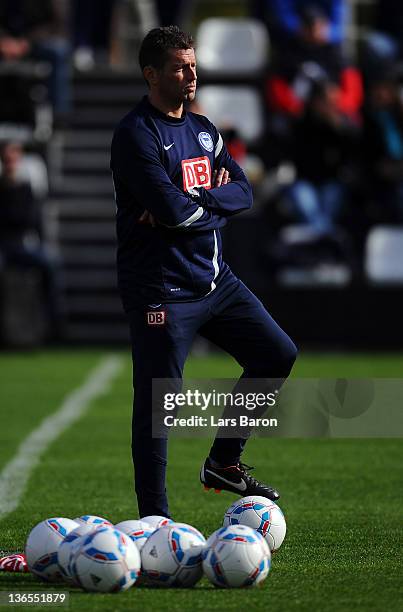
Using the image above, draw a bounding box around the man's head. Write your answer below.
[369,67,402,109]
[139,26,197,107]
[300,5,330,45]
[0,141,23,180]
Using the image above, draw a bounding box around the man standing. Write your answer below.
[110,26,297,519]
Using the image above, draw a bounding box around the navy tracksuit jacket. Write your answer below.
[111,97,297,518]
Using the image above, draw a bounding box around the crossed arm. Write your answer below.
[111,125,252,232]
[139,166,232,227]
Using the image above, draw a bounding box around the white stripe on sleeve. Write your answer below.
[215,134,224,158]
[166,206,204,228]
[210,230,219,292]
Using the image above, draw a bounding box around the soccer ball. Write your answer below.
[114,520,156,552]
[58,523,99,584]
[70,526,140,592]
[202,524,271,588]
[73,515,113,529]
[25,518,79,582]
[223,496,286,552]
[141,515,173,529]
[140,522,206,587]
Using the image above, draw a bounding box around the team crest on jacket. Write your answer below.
[198,132,214,152]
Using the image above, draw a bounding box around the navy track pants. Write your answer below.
[128,275,297,518]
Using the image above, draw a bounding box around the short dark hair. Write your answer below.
[139,25,194,72]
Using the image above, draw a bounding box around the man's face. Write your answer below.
[154,48,197,106]
[371,81,398,108]
[0,143,22,176]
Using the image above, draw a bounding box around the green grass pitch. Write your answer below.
[0,350,402,611]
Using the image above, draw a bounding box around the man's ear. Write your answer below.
[143,65,159,87]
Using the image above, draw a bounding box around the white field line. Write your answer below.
[0,354,123,521]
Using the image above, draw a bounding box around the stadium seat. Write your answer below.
[365,226,403,283]
[196,18,269,77]
[196,86,264,145]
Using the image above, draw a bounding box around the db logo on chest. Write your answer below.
[146,310,166,325]
[182,156,212,192]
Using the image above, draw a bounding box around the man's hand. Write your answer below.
[138,210,156,227]
[213,167,231,188]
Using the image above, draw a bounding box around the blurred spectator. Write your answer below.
[72,0,117,70]
[251,0,345,46]
[0,142,62,339]
[362,0,403,79]
[0,144,48,200]
[0,0,71,119]
[283,80,359,232]
[221,127,247,166]
[362,71,403,223]
[265,2,363,121]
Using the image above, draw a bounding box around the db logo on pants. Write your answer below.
[146,311,166,325]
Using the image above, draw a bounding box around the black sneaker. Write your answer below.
[200,458,280,501]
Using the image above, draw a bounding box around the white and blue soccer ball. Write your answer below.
[223,496,286,552]
[25,518,79,582]
[57,523,100,584]
[114,520,156,552]
[140,522,206,587]
[140,515,173,529]
[73,515,113,529]
[70,526,140,592]
[202,524,271,588]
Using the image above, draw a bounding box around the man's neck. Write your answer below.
[148,93,183,119]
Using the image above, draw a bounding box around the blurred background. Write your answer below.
[1,0,403,350]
